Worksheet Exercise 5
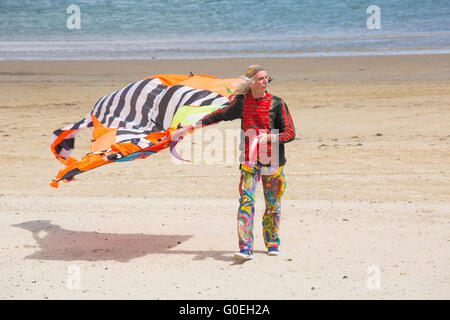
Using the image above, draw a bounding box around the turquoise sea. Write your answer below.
[0,0,449,60]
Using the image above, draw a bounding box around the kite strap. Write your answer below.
[169,125,195,162]
[170,131,263,164]
[248,134,262,165]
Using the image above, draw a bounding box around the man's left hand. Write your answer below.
[258,133,276,145]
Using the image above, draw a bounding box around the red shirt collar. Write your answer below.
[247,91,272,100]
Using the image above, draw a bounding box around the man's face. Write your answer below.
[250,70,269,93]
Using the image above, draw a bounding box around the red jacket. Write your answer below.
[196,92,296,166]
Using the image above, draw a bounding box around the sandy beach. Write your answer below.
[0,55,449,299]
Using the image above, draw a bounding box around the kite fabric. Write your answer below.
[50,74,240,188]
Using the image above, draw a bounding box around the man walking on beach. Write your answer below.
[173,65,295,260]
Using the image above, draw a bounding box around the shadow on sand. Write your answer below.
[12,220,235,263]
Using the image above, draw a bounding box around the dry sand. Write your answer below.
[0,55,449,299]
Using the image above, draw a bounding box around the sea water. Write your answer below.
[0,0,449,60]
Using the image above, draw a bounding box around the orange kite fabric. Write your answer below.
[50,74,240,188]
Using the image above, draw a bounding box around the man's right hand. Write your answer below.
[170,125,194,141]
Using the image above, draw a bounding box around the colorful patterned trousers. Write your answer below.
[237,163,286,252]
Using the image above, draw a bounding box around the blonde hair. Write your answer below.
[234,65,266,95]
[234,76,254,95]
